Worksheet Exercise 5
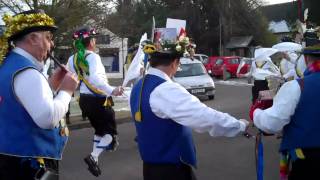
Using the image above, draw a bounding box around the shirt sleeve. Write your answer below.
[14,69,72,129]
[86,54,115,96]
[150,81,246,137]
[253,80,301,133]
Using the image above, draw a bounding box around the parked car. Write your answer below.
[203,56,218,75]
[173,57,215,100]
[210,56,250,78]
[193,54,209,64]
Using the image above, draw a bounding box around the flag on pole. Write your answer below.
[122,33,147,87]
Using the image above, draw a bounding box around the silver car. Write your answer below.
[173,57,215,100]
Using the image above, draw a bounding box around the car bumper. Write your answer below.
[187,86,215,96]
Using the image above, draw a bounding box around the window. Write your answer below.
[175,63,206,77]
[215,59,223,65]
[229,58,240,64]
[96,35,110,44]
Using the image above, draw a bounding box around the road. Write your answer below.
[60,81,281,180]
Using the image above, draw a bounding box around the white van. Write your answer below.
[173,57,215,100]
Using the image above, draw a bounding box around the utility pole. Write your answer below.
[219,11,222,56]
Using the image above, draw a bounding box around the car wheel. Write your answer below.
[208,95,214,100]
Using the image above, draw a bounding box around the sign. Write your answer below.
[153,28,177,44]
[166,18,186,35]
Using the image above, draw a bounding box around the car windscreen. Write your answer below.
[174,63,207,77]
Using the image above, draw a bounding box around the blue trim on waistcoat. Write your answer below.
[280,72,320,152]
[130,74,197,167]
[0,52,68,160]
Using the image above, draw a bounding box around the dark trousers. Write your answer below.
[143,162,197,180]
[252,80,269,103]
[0,154,58,180]
[79,94,117,136]
[289,149,320,180]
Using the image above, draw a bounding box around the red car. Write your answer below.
[208,56,250,78]
[203,56,218,74]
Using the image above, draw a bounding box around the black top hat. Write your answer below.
[7,9,57,41]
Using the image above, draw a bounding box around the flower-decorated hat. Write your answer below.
[142,28,196,59]
[0,9,57,65]
[72,26,98,40]
[72,26,98,76]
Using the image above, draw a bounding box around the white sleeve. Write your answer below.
[86,54,115,96]
[14,69,72,129]
[253,80,301,133]
[150,82,246,137]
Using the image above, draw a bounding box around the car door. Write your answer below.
[212,58,224,76]
[227,58,240,76]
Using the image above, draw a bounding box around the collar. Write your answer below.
[85,50,94,54]
[13,47,44,70]
[147,67,172,82]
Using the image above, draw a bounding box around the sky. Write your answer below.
[265,0,295,5]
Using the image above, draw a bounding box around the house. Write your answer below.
[268,20,291,42]
[56,28,128,79]
[225,36,256,57]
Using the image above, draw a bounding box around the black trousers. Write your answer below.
[252,80,269,103]
[0,154,58,180]
[79,94,117,136]
[289,149,320,180]
[143,162,197,180]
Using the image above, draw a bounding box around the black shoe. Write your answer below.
[84,155,101,177]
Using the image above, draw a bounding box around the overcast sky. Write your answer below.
[265,0,295,5]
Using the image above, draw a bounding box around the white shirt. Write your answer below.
[253,80,301,134]
[13,48,72,129]
[67,50,114,96]
[145,67,246,137]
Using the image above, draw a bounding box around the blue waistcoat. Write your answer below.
[130,74,197,167]
[280,72,320,152]
[0,52,68,160]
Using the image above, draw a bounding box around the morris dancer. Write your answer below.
[130,35,249,180]
[252,44,320,180]
[0,10,79,179]
[67,26,123,177]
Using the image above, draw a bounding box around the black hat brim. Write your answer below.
[150,51,182,60]
[9,25,58,41]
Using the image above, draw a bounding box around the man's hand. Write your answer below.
[59,72,79,95]
[49,66,68,91]
[239,119,250,132]
[111,86,124,96]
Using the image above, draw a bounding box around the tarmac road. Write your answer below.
[60,82,281,180]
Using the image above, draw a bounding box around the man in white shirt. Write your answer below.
[130,36,249,180]
[0,10,79,180]
[238,48,281,103]
[67,27,123,177]
[253,44,320,179]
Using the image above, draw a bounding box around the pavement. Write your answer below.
[67,77,252,130]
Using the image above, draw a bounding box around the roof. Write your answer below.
[269,20,290,33]
[260,2,298,22]
[225,36,253,49]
